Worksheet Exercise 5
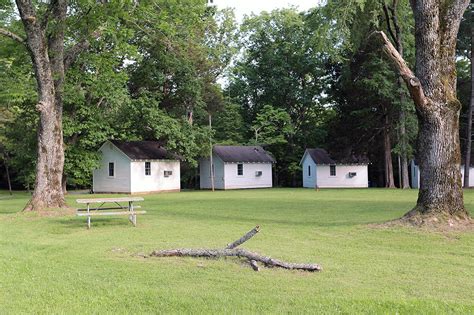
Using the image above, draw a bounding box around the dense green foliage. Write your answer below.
[0,1,471,189]
[0,188,473,312]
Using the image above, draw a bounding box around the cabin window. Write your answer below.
[237,163,243,176]
[164,170,173,177]
[330,165,336,176]
[108,162,115,177]
[145,162,151,176]
[308,165,311,177]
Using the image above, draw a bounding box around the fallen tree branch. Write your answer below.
[150,248,321,272]
[249,259,260,271]
[226,225,260,249]
[149,226,322,272]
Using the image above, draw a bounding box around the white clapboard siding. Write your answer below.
[93,142,131,193]
[302,153,317,188]
[130,160,180,193]
[223,162,272,189]
[314,165,368,188]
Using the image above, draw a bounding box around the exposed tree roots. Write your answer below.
[149,226,322,272]
[378,207,473,231]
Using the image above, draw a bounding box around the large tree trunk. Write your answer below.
[376,0,471,224]
[383,113,396,188]
[464,27,474,188]
[17,0,67,211]
[407,0,469,221]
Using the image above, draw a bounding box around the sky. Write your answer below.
[213,0,323,21]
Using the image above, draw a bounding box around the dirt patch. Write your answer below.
[21,207,76,218]
[372,214,474,232]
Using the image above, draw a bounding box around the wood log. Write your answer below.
[249,259,260,272]
[225,225,260,249]
[150,248,321,272]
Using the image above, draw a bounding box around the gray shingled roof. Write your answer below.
[306,148,335,164]
[213,145,275,163]
[110,140,180,160]
[305,148,369,165]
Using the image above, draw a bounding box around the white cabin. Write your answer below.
[200,145,274,190]
[93,140,181,194]
[410,160,474,188]
[300,148,369,188]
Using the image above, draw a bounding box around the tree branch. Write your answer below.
[370,31,428,110]
[381,2,397,44]
[151,248,322,272]
[0,27,26,44]
[225,225,260,249]
[63,38,91,70]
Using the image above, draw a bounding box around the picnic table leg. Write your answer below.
[130,201,137,227]
[87,203,91,229]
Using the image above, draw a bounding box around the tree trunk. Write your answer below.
[383,113,396,188]
[383,0,411,188]
[464,27,474,188]
[376,0,471,223]
[407,0,469,221]
[16,0,67,211]
[4,155,12,195]
[399,104,410,189]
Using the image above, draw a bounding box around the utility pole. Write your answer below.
[209,114,215,191]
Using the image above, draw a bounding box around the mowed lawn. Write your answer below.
[0,188,473,314]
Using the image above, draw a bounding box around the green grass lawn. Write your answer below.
[0,188,473,314]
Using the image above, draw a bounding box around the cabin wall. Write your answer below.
[302,153,317,188]
[316,165,368,188]
[223,163,272,189]
[93,142,131,193]
[130,160,180,193]
[199,155,225,189]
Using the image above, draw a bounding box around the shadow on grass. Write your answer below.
[58,216,138,229]
[160,209,396,228]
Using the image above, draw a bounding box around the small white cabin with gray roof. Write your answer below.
[200,145,275,190]
[300,148,369,188]
[93,140,181,194]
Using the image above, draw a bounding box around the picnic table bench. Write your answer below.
[76,197,146,229]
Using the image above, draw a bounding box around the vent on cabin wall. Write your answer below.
[255,171,262,177]
[348,172,357,178]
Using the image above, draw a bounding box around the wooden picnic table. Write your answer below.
[76,197,146,229]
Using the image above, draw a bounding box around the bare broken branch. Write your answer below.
[226,225,260,249]
[0,27,26,44]
[150,226,321,272]
[370,31,429,110]
[151,248,322,272]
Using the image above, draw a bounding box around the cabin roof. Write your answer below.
[109,140,180,160]
[213,145,275,163]
[304,148,369,165]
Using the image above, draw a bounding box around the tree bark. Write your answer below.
[15,0,66,211]
[225,225,260,249]
[3,154,13,195]
[373,0,472,224]
[383,112,396,188]
[151,248,322,272]
[464,26,474,188]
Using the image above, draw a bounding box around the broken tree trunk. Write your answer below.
[149,226,321,272]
